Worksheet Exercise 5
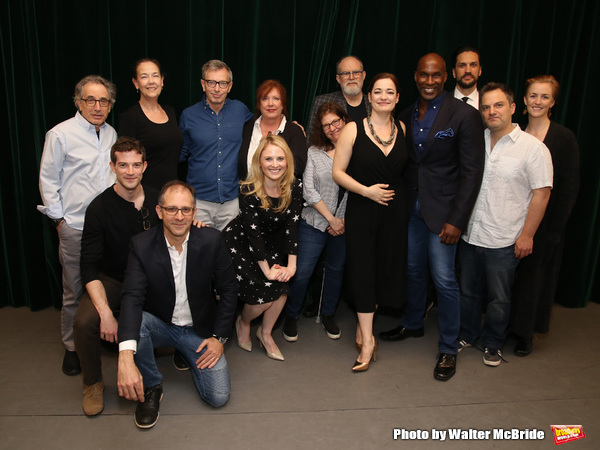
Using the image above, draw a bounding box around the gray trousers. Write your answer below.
[58,223,83,351]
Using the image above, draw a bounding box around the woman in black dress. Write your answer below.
[510,75,580,356]
[333,73,408,371]
[119,59,183,190]
[224,135,303,361]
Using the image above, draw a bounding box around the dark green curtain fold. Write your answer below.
[2,0,598,309]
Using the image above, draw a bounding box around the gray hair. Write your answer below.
[73,75,117,108]
[335,55,364,74]
[201,60,233,82]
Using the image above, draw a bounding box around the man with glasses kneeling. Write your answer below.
[117,180,238,429]
[74,137,160,416]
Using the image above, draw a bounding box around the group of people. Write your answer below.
[37,46,579,429]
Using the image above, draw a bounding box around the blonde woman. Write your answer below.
[224,135,303,360]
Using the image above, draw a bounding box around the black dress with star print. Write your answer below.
[223,179,303,305]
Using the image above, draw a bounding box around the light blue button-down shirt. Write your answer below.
[37,112,117,230]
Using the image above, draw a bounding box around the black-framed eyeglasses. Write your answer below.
[80,97,111,107]
[322,118,344,131]
[202,79,231,89]
[337,70,364,79]
[141,207,151,230]
[159,205,195,216]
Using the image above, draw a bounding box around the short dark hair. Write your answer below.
[480,82,514,105]
[110,136,146,164]
[311,102,350,150]
[451,45,482,68]
[132,58,162,79]
[158,180,196,206]
[254,79,289,120]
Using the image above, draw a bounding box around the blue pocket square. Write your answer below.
[435,128,454,139]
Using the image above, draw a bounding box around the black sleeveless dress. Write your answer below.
[345,119,408,312]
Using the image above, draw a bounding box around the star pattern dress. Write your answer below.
[223,179,303,305]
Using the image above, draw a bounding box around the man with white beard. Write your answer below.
[305,56,371,144]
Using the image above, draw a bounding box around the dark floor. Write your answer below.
[0,301,597,449]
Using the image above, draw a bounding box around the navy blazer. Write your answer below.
[118,225,238,344]
[399,93,485,234]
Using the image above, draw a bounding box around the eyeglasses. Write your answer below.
[322,118,344,130]
[337,70,364,79]
[202,79,231,89]
[80,97,111,107]
[141,207,151,230]
[159,205,195,216]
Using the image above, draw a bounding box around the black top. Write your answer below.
[80,185,160,284]
[346,98,368,125]
[118,103,183,190]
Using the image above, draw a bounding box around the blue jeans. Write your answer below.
[403,200,460,354]
[286,219,346,317]
[136,312,230,408]
[459,241,519,350]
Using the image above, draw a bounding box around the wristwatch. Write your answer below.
[212,335,228,344]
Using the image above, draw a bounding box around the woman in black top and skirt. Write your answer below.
[333,73,408,371]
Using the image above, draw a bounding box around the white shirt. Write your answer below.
[119,232,193,353]
[462,124,553,248]
[247,115,287,170]
[453,87,479,110]
[37,112,117,230]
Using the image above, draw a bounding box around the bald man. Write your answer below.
[380,53,484,382]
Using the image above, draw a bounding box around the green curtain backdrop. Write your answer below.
[1,0,598,310]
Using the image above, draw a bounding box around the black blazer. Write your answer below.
[238,120,307,180]
[118,225,238,344]
[399,93,485,234]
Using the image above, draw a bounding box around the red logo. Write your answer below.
[551,425,585,445]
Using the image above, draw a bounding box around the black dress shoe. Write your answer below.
[172,350,190,371]
[513,337,533,357]
[62,350,81,376]
[433,353,456,381]
[135,384,163,429]
[379,325,424,342]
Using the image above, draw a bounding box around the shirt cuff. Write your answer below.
[119,340,137,353]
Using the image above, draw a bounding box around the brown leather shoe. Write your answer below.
[82,381,104,416]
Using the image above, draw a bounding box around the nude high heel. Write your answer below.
[235,316,252,352]
[352,338,378,372]
[256,326,284,361]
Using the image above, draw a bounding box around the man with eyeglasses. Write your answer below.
[71,137,159,416]
[306,55,371,144]
[117,180,238,429]
[38,75,118,377]
[179,59,253,230]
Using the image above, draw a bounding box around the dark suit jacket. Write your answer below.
[238,120,307,180]
[118,225,238,344]
[399,93,485,234]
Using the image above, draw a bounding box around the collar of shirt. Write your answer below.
[164,231,193,327]
[201,95,229,114]
[248,115,288,169]
[453,87,479,109]
[254,115,287,134]
[412,91,446,153]
[485,123,520,153]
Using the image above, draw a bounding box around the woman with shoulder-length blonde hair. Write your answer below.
[223,135,303,361]
[510,74,580,357]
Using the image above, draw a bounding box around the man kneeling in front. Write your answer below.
[117,180,238,429]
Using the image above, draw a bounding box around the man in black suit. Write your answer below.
[117,181,238,429]
[380,53,484,382]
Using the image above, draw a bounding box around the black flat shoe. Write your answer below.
[513,338,533,357]
[135,384,163,429]
[62,350,81,376]
[379,326,424,342]
[433,353,456,381]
